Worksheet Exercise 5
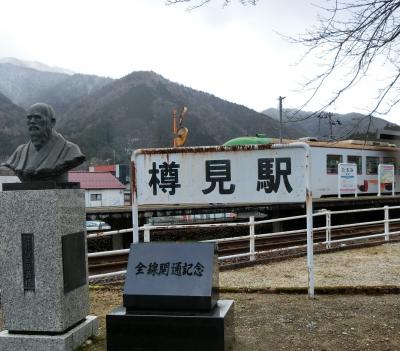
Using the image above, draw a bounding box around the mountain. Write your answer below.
[0,57,74,75]
[0,62,112,115]
[262,108,393,140]
[32,73,113,115]
[59,71,294,162]
[0,63,69,108]
[0,92,27,160]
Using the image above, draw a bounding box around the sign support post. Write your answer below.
[272,142,314,298]
[131,161,139,243]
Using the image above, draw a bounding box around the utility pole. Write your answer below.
[278,96,286,143]
[318,111,341,140]
[326,112,334,139]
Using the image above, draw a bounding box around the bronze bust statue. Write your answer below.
[3,103,85,182]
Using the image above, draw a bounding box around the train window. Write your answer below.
[366,156,379,175]
[326,154,343,174]
[347,155,362,174]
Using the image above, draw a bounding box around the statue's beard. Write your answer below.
[29,127,52,151]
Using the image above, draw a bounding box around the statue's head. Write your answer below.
[26,103,56,151]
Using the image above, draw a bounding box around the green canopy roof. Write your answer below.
[223,135,273,146]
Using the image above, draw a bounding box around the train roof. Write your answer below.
[243,137,400,151]
[223,136,400,152]
[299,139,400,151]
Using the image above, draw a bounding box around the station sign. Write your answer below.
[338,163,357,197]
[132,145,307,206]
[378,164,394,184]
[378,164,395,196]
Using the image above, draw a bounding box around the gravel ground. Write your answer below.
[1,242,399,350]
[220,242,400,288]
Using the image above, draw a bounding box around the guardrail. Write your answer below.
[88,204,400,282]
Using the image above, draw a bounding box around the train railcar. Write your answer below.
[224,136,400,198]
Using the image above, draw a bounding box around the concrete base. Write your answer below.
[107,300,235,351]
[0,315,99,351]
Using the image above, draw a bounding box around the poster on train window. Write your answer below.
[132,145,308,206]
[378,164,395,196]
[338,163,357,198]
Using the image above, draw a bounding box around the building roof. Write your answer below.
[69,171,126,190]
[91,165,116,173]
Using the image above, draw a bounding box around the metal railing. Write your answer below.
[88,204,400,281]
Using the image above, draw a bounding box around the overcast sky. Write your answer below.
[1,0,399,124]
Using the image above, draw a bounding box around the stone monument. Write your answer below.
[106,242,235,351]
[0,103,98,351]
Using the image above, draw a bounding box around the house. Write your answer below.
[88,164,130,184]
[88,164,131,204]
[69,171,126,207]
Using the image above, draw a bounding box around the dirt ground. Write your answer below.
[76,288,400,351]
[1,243,400,350]
[2,290,399,351]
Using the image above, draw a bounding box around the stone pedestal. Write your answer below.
[0,189,98,350]
[107,301,234,351]
[107,242,235,351]
[0,315,98,351]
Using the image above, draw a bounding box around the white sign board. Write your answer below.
[338,163,357,198]
[378,164,395,196]
[131,143,315,298]
[133,145,307,206]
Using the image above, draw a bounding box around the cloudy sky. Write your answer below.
[1,0,399,123]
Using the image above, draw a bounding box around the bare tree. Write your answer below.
[166,0,258,10]
[166,0,400,137]
[292,0,400,117]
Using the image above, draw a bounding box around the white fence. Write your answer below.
[88,204,400,295]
